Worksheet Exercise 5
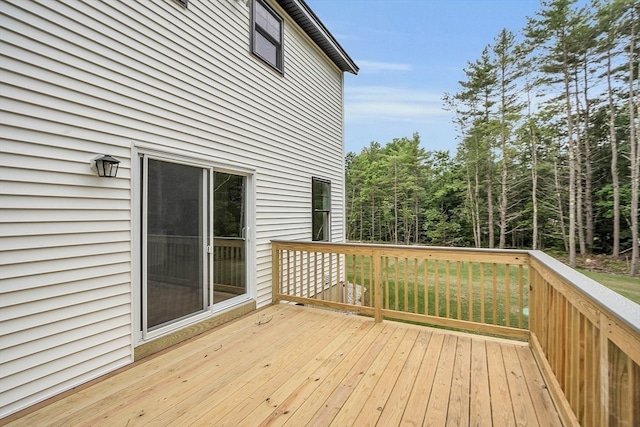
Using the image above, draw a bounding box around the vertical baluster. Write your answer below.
[505,264,511,327]
[456,261,461,320]
[518,265,524,329]
[403,258,409,312]
[480,263,485,324]
[385,257,390,309]
[445,260,450,318]
[394,257,399,311]
[314,252,318,300]
[327,253,338,302]
[351,254,364,305]
[286,250,291,296]
[423,259,429,315]
[369,255,382,310]
[434,260,439,317]
[338,253,344,304]
[492,263,498,324]
[360,254,365,305]
[307,251,311,299]
[413,258,419,313]
[468,262,473,322]
[294,250,299,297]
[321,252,326,300]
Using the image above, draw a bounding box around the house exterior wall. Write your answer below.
[0,0,347,417]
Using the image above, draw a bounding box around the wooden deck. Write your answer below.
[5,304,562,427]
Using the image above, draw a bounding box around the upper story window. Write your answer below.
[251,0,284,73]
[312,178,331,241]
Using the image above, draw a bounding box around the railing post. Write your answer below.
[528,261,535,335]
[599,312,609,427]
[272,243,280,304]
[373,249,383,323]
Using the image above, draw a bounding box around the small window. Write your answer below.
[312,178,330,241]
[251,0,284,73]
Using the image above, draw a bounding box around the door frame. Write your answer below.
[131,143,256,346]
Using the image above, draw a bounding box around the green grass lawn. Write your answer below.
[345,255,528,329]
[577,269,640,305]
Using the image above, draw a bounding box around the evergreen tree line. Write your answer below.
[345,0,639,274]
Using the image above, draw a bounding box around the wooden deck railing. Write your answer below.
[528,251,640,427]
[271,240,639,427]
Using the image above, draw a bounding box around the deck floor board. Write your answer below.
[4,304,564,427]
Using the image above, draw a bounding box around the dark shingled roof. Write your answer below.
[276,0,359,74]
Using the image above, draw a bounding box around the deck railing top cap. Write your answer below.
[270,240,530,254]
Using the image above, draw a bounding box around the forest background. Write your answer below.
[344,0,639,276]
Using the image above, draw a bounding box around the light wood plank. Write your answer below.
[255,318,377,427]
[4,305,566,427]
[423,334,458,426]
[375,330,431,426]
[92,308,331,426]
[445,336,471,427]
[349,328,420,426]
[502,344,539,426]
[211,315,358,427]
[400,332,446,426]
[515,345,562,427]
[14,303,298,427]
[486,340,515,426]
[469,339,491,427]
[315,325,409,426]
[281,323,394,427]
[331,328,418,426]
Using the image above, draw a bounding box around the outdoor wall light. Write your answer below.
[93,155,120,178]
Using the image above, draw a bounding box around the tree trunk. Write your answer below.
[530,125,539,250]
[393,157,398,245]
[499,149,508,249]
[607,48,620,257]
[554,158,569,253]
[359,205,363,242]
[475,156,482,248]
[487,150,494,249]
[370,191,375,243]
[582,59,593,251]
[563,34,577,268]
[629,16,639,275]
[466,161,480,248]
[573,67,586,257]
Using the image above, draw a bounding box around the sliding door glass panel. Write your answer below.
[146,159,207,329]
[213,172,246,303]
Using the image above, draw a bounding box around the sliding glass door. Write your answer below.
[213,172,246,304]
[140,156,249,338]
[143,158,209,331]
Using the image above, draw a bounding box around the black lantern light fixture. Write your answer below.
[94,155,120,178]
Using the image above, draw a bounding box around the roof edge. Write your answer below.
[276,0,359,74]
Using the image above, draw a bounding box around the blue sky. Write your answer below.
[305,0,544,155]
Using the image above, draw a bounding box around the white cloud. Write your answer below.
[345,86,449,123]
[355,60,412,73]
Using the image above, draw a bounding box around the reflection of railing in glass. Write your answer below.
[147,235,245,303]
[146,234,204,328]
[147,235,202,287]
[213,237,246,303]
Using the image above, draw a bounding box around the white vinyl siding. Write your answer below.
[0,0,345,417]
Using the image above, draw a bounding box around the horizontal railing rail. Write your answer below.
[271,240,639,427]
